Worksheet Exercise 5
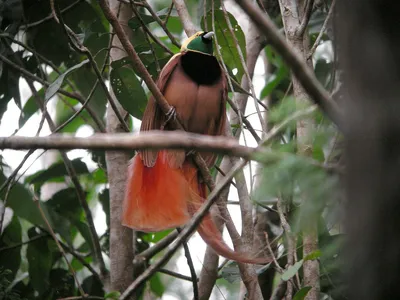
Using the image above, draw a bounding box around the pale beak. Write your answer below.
[203,31,215,40]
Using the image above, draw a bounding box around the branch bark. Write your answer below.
[338,1,400,299]
[172,0,197,36]
[106,0,135,296]
[0,132,254,158]
[278,0,319,299]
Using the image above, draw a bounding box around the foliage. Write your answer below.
[0,0,343,299]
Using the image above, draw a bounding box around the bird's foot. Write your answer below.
[161,106,176,130]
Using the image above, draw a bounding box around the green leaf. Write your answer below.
[281,259,303,281]
[0,172,47,227]
[25,158,89,185]
[304,250,322,261]
[0,216,22,283]
[44,269,75,299]
[315,59,333,89]
[129,14,156,30]
[45,59,89,101]
[91,151,107,169]
[18,89,40,128]
[8,62,21,109]
[82,275,104,297]
[142,229,172,243]
[220,262,241,283]
[202,9,247,81]
[110,65,147,119]
[74,220,97,260]
[293,286,312,300]
[308,10,328,35]
[198,0,221,22]
[261,46,289,99]
[312,144,325,162]
[26,228,53,295]
[150,274,165,297]
[225,69,251,95]
[46,188,82,220]
[256,262,273,275]
[99,189,110,227]
[45,209,74,246]
[105,291,121,300]
[92,168,107,184]
[128,7,178,30]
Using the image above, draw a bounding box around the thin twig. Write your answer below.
[130,1,173,56]
[296,0,315,36]
[162,1,175,26]
[221,1,266,132]
[142,1,181,49]
[265,232,283,273]
[159,268,194,282]
[0,233,48,252]
[277,198,295,299]
[177,228,199,300]
[307,0,336,60]
[59,240,102,283]
[135,230,179,261]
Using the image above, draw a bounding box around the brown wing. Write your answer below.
[202,68,228,167]
[140,53,182,167]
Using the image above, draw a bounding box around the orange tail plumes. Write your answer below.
[123,151,268,264]
[122,151,190,231]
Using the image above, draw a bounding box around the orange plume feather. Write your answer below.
[123,151,269,264]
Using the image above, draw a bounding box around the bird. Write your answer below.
[122,31,267,264]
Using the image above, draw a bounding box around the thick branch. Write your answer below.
[0,132,254,158]
[172,0,197,36]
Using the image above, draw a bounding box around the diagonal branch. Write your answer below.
[234,0,343,129]
[172,0,198,36]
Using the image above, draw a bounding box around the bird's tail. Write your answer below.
[122,152,190,231]
[182,163,269,264]
[123,150,269,264]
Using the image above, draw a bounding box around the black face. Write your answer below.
[201,32,213,45]
[181,51,222,85]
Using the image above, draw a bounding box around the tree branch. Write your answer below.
[172,0,197,36]
[0,132,254,156]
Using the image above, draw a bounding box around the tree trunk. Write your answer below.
[106,0,135,295]
[338,1,400,299]
[278,0,320,299]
